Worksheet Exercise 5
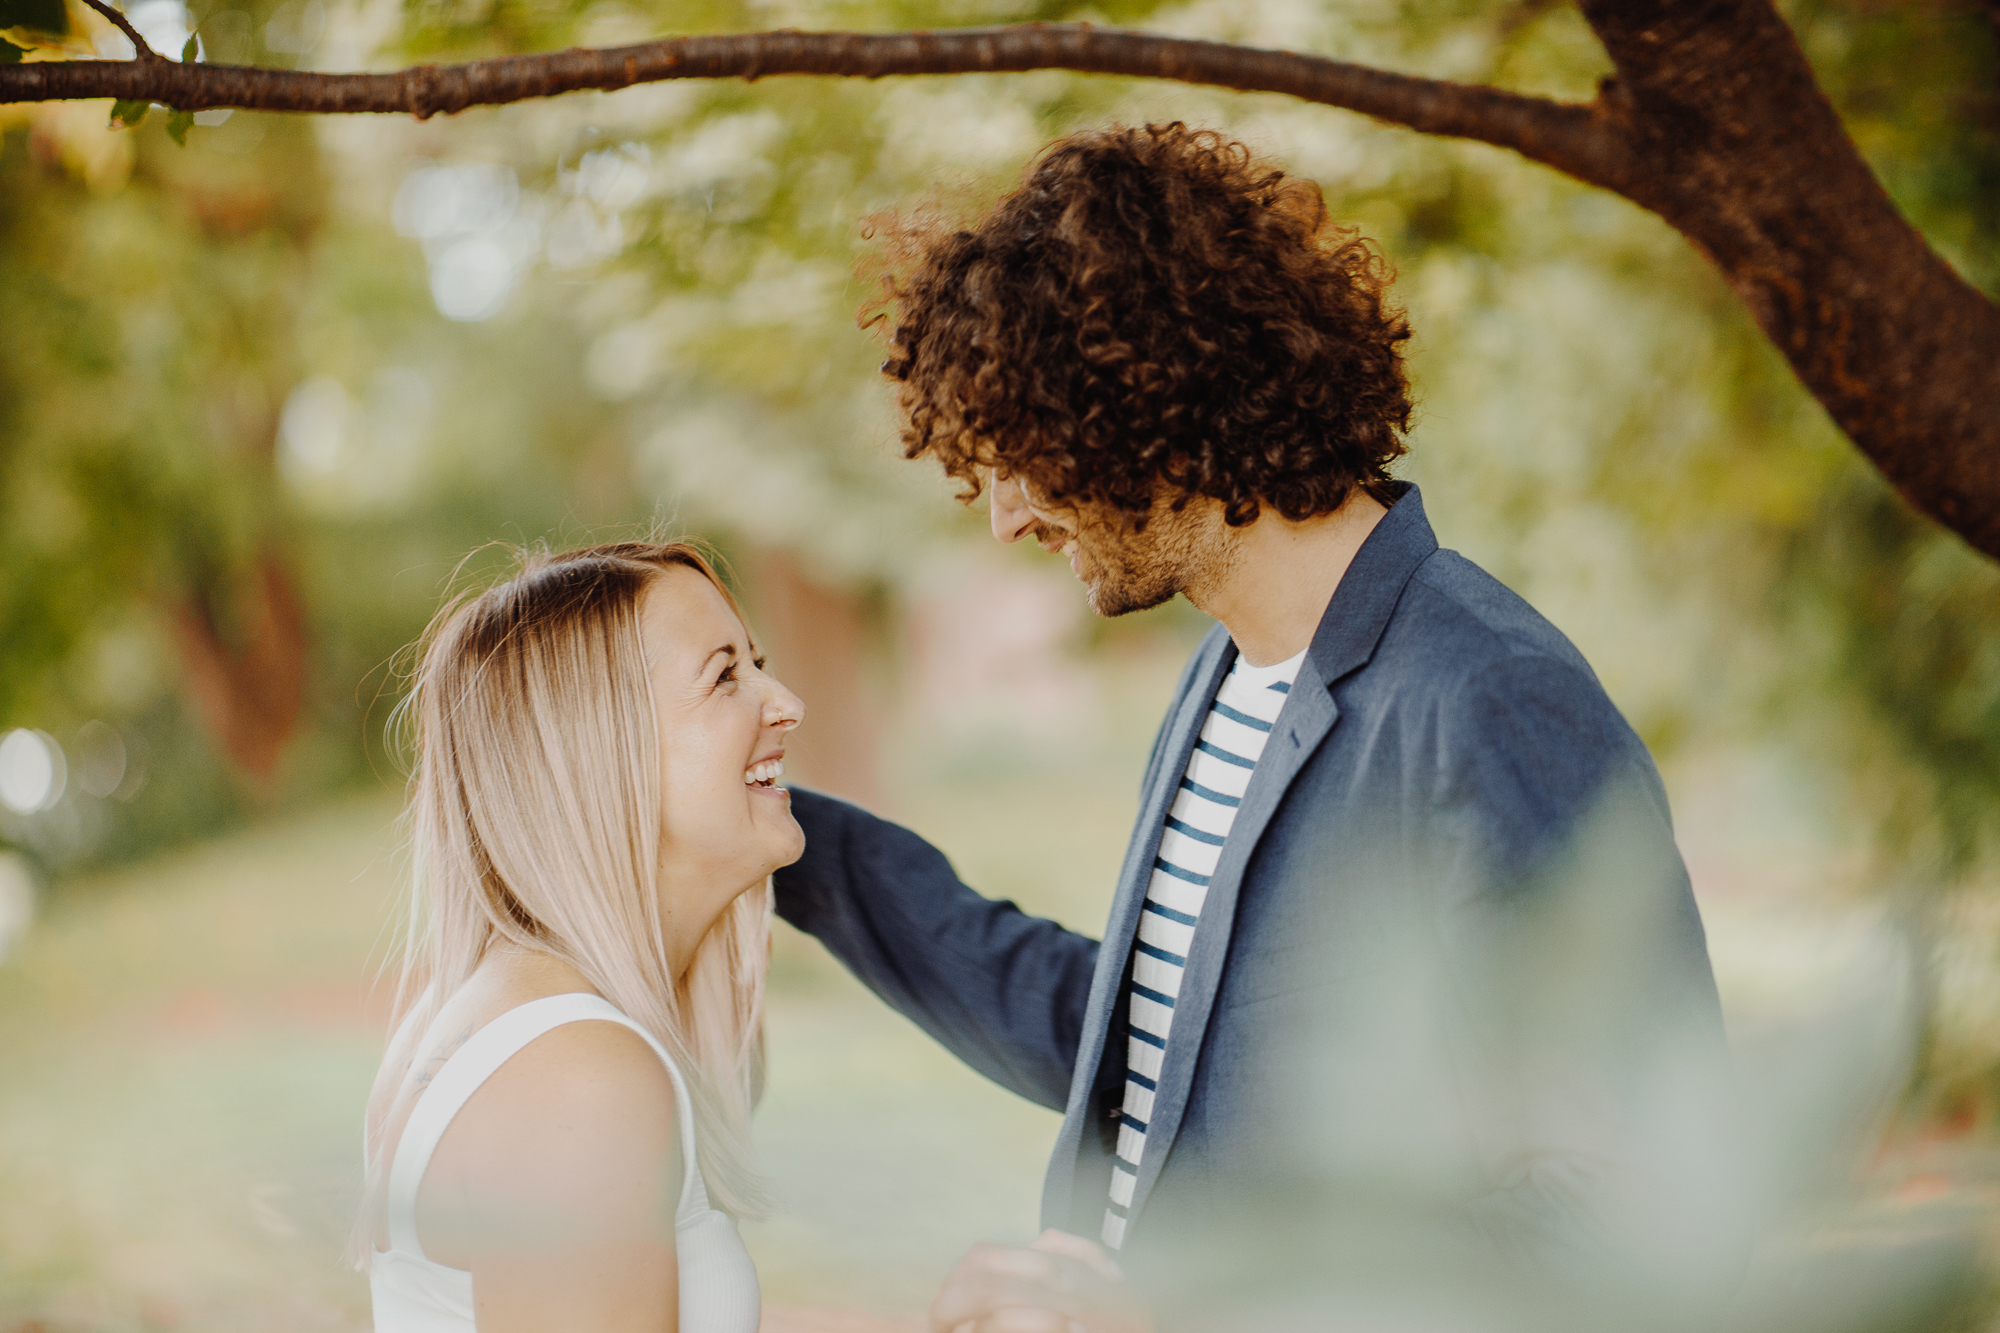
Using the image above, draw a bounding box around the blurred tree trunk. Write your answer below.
[169,551,307,783]
[746,550,883,810]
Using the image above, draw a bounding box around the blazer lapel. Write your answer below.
[1121,656,1340,1225]
[1120,483,1441,1231]
[1040,628,1233,1229]
[1042,484,1444,1234]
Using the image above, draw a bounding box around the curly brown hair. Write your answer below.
[877,122,1413,529]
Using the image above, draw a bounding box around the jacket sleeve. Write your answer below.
[771,788,1102,1112]
[1430,652,1742,1288]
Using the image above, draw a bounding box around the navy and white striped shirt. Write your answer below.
[1102,646,1306,1250]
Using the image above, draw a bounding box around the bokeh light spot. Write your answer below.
[0,730,66,815]
[262,0,325,54]
[429,237,517,321]
[74,721,128,800]
[392,164,537,321]
[278,376,354,479]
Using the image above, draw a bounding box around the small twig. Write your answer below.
[80,0,160,61]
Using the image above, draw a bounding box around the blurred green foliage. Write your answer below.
[0,0,1996,933]
[0,0,67,36]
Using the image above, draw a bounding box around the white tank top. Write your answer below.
[368,992,761,1333]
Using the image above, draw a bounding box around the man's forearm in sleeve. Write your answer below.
[773,788,1102,1111]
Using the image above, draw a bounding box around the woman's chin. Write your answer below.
[772,818,806,869]
[749,802,806,872]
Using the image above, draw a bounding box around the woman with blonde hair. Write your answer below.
[359,541,800,1332]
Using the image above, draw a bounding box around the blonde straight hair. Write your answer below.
[357,541,770,1256]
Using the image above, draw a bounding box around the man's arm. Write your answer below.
[1434,651,1741,1287]
[773,789,1102,1111]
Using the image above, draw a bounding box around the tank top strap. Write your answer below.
[386,992,706,1259]
[543,998,709,1221]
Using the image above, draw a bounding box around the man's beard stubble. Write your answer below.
[1035,504,1218,618]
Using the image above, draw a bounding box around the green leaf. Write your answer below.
[166,109,194,145]
[180,31,197,62]
[0,0,66,37]
[109,98,149,129]
[0,36,21,62]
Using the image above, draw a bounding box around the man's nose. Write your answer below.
[989,474,1037,545]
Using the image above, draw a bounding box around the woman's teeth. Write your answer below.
[743,759,784,787]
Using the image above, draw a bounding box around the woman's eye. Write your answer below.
[713,652,759,689]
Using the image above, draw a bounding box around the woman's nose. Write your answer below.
[764,684,805,731]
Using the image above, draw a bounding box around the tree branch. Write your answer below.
[4,11,1997,557]
[78,0,158,62]
[1578,0,2000,556]
[0,24,1631,188]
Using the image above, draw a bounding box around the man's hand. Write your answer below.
[931,1230,1152,1333]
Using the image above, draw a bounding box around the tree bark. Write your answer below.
[170,552,309,783]
[0,25,1614,178]
[1579,0,2000,556]
[4,13,1996,555]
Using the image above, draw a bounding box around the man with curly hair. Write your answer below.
[775,124,1730,1328]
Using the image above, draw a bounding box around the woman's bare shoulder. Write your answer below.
[459,1015,681,1159]
[419,1014,684,1264]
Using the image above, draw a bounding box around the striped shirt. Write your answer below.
[1102,646,1306,1250]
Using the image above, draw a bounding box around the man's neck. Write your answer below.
[1183,489,1389,668]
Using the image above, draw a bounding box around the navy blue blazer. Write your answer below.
[774,485,1727,1273]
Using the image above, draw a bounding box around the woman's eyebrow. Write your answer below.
[698,644,737,676]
